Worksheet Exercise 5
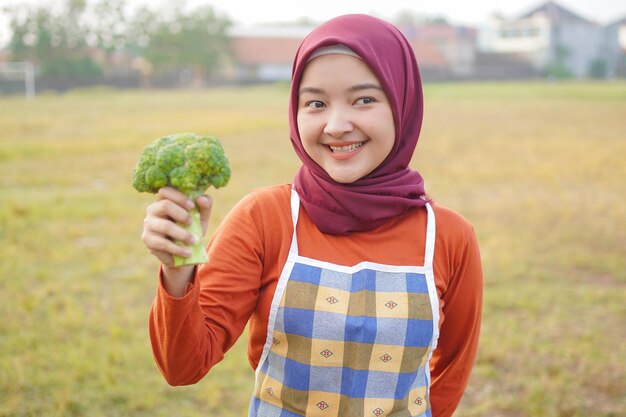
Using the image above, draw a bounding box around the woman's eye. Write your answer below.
[355,97,376,105]
[305,100,325,109]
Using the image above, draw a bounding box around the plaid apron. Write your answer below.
[250,189,439,417]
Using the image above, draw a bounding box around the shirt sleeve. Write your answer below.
[429,222,483,416]
[148,193,266,386]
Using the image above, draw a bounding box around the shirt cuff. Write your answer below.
[157,265,199,301]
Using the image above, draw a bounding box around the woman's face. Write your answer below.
[296,54,395,184]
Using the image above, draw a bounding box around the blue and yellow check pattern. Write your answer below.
[250,261,436,417]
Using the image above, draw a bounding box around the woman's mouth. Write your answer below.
[328,142,364,153]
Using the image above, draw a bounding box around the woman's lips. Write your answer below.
[326,141,367,160]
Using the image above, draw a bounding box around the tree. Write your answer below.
[90,0,129,59]
[5,0,102,79]
[588,58,608,79]
[130,3,232,83]
[545,45,572,79]
[3,0,233,88]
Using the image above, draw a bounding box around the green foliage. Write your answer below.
[132,4,232,78]
[5,2,103,79]
[588,58,608,79]
[544,45,573,79]
[91,0,128,52]
[3,0,232,83]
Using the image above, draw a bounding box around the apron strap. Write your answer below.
[290,188,435,269]
[424,203,436,270]
[289,187,300,256]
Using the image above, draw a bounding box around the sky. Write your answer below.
[183,0,626,26]
[1,0,625,47]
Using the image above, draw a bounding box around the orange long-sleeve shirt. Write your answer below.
[149,184,482,416]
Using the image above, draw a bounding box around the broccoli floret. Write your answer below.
[132,133,231,266]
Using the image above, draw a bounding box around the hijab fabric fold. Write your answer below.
[289,14,427,235]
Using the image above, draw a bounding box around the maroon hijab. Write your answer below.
[289,14,427,235]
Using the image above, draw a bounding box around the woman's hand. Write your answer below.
[141,187,213,295]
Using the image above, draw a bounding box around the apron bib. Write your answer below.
[249,189,439,417]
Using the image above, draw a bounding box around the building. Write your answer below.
[408,24,477,79]
[478,1,609,78]
[227,23,471,83]
[602,17,626,78]
[228,25,313,83]
[227,2,625,83]
[410,39,451,81]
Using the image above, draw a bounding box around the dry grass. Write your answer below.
[0,81,624,416]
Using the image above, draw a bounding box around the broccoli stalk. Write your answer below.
[177,192,206,266]
[132,133,231,266]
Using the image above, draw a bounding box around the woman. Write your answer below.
[142,14,482,417]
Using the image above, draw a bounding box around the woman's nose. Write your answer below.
[323,108,354,137]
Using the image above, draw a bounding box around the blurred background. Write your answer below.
[1,1,625,417]
[1,0,626,93]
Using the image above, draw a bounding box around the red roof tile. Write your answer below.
[231,37,303,66]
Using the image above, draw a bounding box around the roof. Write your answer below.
[410,40,449,69]
[231,36,303,66]
[228,25,312,66]
[605,15,626,28]
[413,24,477,42]
[228,25,314,39]
[228,24,449,70]
[518,1,592,24]
[231,37,450,69]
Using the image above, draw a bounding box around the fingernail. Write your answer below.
[186,199,195,209]
[182,249,192,257]
[189,235,199,244]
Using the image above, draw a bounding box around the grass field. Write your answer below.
[1,81,625,417]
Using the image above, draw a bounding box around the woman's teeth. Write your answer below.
[329,142,363,153]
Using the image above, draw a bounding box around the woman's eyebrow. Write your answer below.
[349,83,383,92]
[299,83,383,96]
[299,87,324,95]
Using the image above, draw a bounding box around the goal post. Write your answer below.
[0,61,36,99]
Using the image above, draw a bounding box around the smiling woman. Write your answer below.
[297,51,395,184]
[143,13,483,417]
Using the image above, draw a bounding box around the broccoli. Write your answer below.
[132,132,231,266]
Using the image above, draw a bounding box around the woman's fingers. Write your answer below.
[141,187,213,267]
[143,232,191,259]
[196,195,213,236]
[145,217,196,245]
[158,186,195,210]
[147,198,191,226]
[141,216,193,266]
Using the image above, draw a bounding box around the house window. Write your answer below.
[499,25,541,39]
[524,27,540,37]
